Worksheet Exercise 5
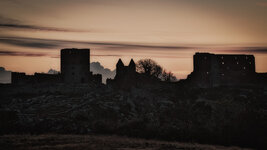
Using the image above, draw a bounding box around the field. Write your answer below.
[0,134,254,150]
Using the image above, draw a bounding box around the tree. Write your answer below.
[162,70,177,82]
[136,59,163,78]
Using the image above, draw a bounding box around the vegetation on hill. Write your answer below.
[0,83,266,149]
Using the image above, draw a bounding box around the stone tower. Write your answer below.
[61,48,90,84]
[116,59,124,77]
[128,59,136,73]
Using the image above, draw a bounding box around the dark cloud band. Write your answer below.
[0,36,267,55]
[0,24,88,32]
[0,15,88,32]
[0,36,194,50]
[0,50,54,57]
[0,38,58,49]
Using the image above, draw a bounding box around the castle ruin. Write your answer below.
[106,59,137,89]
[61,48,90,84]
[11,48,102,85]
[188,52,257,87]
[10,50,266,88]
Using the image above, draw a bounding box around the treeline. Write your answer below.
[136,59,177,82]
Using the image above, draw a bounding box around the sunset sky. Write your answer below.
[0,0,267,79]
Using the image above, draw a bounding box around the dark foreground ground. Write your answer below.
[0,134,254,150]
[1,83,266,149]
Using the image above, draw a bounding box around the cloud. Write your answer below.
[0,61,116,84]
[0,50,56,57]
[0,38,59,49]
[0,36,193,50]
[256,2,267,7]
[0,15,88,32]
[0,67,11,83]
[90,62,116,83]
[1,36,267,56]
[214,47,267,54]
[47,69,59,74]
[0,15,20,24]
[0,50,193,59]
[0,24,88,32]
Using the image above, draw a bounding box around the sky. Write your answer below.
[0,0,267,79]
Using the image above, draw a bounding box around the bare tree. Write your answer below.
[162,70,177,82]
[136,59,163,78]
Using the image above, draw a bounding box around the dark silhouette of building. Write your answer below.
[11,72,26,84]
[256,73,267,84]
[187,52,256,87]
[61,48,90,84]
[11,48,102,85]
[115,59,136,79]
[89,72,102,84]
[10,50,266,87]
[107,59,137,89]
[11,72,60,85]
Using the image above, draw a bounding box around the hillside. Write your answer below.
[0,83,266,149]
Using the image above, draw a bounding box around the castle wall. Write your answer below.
[34,73,61,84]
[11,72,61,84]
[61,48,90,84]
[91,74,102,84]
[11,72,28,84]
[11,48,103,85]
[88,71,102,84]
[191,53,256,87]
